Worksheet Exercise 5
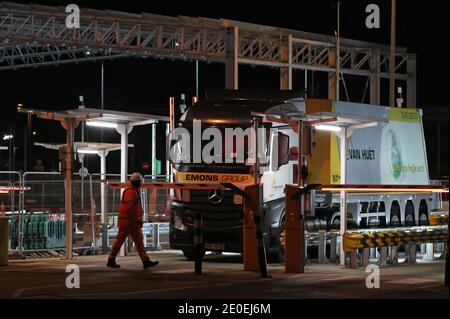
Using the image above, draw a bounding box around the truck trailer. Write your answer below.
[168,91,432,262]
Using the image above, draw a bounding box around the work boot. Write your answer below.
[107,258,120,268]
[143,258,159,269]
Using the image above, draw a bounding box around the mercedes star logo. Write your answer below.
[208,189,224,204]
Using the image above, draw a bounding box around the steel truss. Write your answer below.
[0,2,416,105]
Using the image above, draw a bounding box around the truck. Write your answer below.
[168,91,432,261]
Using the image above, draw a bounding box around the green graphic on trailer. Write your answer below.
[386,129,403,180]
[333,101,429,185]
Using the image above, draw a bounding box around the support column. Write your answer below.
[379,247,388,266]
[98,150,109,254]
[328,48,338,100]
[330,232,337,262]
[407,54,417,108]
[116,124,132,187]
[318,231,326,264]
[424,243,434,261]
[151,123,157,177]
[99,150,108,223]
[370,48,380,105]
[225,26,239,90]
[389,0,397,107]
[195,60,199,98]
[280,34,293,90]
[166,123,171,178]
[340,127,347,266]
[437,122,441,174]
[62,119,77,260]
[361,248,370,267]
[116,124,132,257]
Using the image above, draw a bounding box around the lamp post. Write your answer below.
[336,0,341,101]
[389,0,397,107]
[27,112,32,170]
[3,128,14,172]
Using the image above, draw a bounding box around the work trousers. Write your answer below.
[109,226,149,263]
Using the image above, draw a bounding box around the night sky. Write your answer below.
[0,0,448,176]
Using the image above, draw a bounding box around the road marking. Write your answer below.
[121,278,272,296]
[320,276,361,281]
[1,266,66,272]
[386,278,435,285]
[0,264,105,273]
[152,269,193,274]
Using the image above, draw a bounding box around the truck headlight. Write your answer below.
[174,215,188,231]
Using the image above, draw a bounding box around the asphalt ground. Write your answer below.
[0,250,447,299]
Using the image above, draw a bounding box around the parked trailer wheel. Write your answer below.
[404,213,416,227]
[418,213,429,226]
[418,200,429,226]
[330,217,340,230]
[404,201,416,226]
[390,214,401,227]
[389,201,402,227]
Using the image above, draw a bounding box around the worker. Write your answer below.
[107,172,159,269]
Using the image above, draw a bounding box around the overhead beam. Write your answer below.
[0,3,414,104]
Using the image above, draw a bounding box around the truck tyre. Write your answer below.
[389,213,401,227]
[182,249,205,261]
[330,217,340,230]
[270,221,286,263]
[404,213,415,227]
[418,212,429,226]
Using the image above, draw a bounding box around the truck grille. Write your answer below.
[173,196,243,229]
[189,189,236,204]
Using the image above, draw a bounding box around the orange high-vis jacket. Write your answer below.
[118,186,143,228]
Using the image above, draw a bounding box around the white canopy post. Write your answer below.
[339,127,348,266]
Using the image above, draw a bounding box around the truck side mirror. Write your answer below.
[277,133,290,168]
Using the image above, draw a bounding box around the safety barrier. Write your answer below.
[16,213,66,250]
[0,171,23,253]
[307,231,339,264]
[108,181,271,278]
[430,211,449,226]
[342,226,448,268]
[343,227,448,252]
[1,171,173,257]
[1,171,101,255]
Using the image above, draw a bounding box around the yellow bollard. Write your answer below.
[0,216,9,266]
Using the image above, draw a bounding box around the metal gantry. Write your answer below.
[0,2,416,106]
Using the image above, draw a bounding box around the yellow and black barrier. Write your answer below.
[343,227,449,253]
[430,213,449,226]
